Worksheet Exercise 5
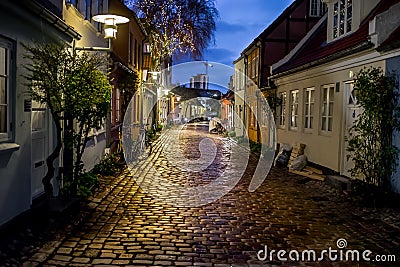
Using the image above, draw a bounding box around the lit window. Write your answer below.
[333,0,352,39]
[0,39,13,141]
[321,85,335,132]
[304,87,315,129]
[310,0,327,17]
[290,90,299,129]
[278,92,286,128]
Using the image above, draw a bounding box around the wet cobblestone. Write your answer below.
[1,123,400,266]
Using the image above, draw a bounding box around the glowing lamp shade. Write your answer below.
[92,14,129,39]
[104,25,117,39]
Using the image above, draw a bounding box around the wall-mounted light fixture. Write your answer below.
[93,14,129,39]
[74,14,129,52]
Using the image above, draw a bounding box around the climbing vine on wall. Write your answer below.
[347,67,400,191]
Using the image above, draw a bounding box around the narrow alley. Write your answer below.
[3,122,400,267]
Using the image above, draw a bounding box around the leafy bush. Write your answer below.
[249,140,261,153]
[61,171,98,197]
[346,67,400,191]
[228,131,236,137]
[77,172,98,197]
[146,129,156,140]
[92,153,119,176]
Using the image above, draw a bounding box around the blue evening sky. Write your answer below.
[203,0,294,66]
[172,0,295,90]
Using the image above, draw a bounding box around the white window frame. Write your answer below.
[304,87,315,130]
[333,0,352,39]
[278,92,286,129]
[310,0,327,17]
[0,38,13,142]
[290,90,299,130]
[321,84,335,132]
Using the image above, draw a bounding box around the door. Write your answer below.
[341,82,361,177]
[31,101,49,199]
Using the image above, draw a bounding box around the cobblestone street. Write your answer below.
[3,123,400,266]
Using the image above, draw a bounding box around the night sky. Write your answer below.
[203,0,295,66]
[172,0,295,89]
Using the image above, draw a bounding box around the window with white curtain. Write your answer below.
[304,87,315,130]
[290,90,299,129]
[321,85,335,132]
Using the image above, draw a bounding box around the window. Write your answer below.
[96,0,104,31]
[68,0,96,21]
[239,69,243,89]
[248,51,259,81]
[304,87,315,130]
[310,0,327,17]
[97,0,103,14]
[235,68,245,91]
[252,57,258,79]
[333,0,352,39]
[129,33,133,64]
[84,0,92,20]
[134,39,138,67]
[290,90,299,129]
[321,85,335,132]
[0,38,13,141]
[278,92,286,128]
[138,44,141,69]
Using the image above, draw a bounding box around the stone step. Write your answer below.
[325,175,352,191]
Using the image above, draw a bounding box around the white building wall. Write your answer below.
[275,48,385,172]
[0,1,75,226]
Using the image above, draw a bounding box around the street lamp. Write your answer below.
[93,14,129,39]
[70,14,129,151]
[73,14,129,52]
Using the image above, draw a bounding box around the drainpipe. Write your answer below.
[243,55,248,139]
